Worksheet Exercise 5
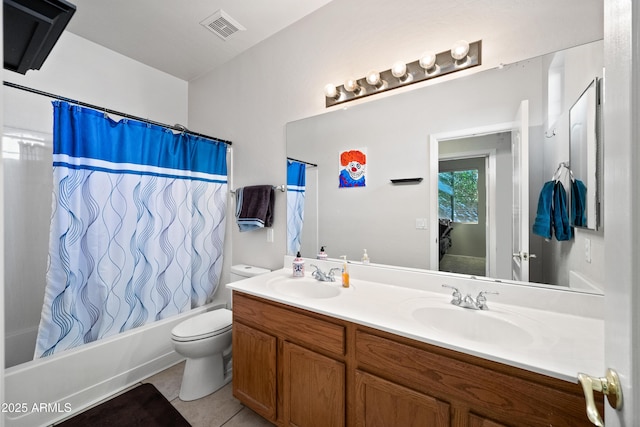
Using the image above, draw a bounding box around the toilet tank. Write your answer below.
[230,264,271,282]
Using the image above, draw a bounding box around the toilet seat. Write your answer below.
[171,309,232,342]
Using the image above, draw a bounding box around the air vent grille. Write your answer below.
[200,10,246,41]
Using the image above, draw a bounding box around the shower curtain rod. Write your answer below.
[287,157,318,167]
[3,81,232,145]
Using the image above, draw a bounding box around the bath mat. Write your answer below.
[56,383,191,427]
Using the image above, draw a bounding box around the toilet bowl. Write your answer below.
[171,308,233,401]
[171,264,271,401]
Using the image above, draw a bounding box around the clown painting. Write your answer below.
[339,149,367,188]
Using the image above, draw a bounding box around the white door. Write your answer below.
[511,100,530,282]
[600,0,638,424]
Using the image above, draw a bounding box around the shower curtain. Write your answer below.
[35,101,228,358]
[286,160,306,255]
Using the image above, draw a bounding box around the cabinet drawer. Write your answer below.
[233,292,345,356]
[356,330,594,426]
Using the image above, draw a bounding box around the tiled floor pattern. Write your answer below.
[142,361,274,427]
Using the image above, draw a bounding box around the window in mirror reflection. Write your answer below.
[438,169,479,224]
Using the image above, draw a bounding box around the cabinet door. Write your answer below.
[355,370,450,427]
[232,322,277,422]
[284,341,345,427]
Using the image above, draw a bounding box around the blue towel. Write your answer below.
[532,181,555,240]
[235,185,274,232]
[553,181,573,241]
[571,179,588,227]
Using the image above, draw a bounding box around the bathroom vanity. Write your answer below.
[228,259,604,426]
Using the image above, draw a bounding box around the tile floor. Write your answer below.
[142,361,274,427]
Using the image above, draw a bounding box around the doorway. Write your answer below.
[429,127,517,279]
[438,156,487,276]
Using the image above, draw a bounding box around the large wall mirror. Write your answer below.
[569,78,600,230]
[286,40,604,294]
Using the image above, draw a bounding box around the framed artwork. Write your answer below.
[339,148,367,188]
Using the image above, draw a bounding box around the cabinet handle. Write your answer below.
[577,368,622,426]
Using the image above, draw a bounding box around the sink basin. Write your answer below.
[398,298,536,347]
[267,277,341,299]
[412,306,534,347]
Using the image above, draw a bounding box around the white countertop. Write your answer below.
[227,260,604,383]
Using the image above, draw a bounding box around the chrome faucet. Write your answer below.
[310,265,340,282]
[442,284,498,310]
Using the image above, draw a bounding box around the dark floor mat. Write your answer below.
[56,383,190,427]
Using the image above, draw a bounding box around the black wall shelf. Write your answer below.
[390,178,423,184]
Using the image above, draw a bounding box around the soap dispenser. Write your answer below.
[340,255,350,288]
[293,251,305,277]
[317,246,328,260]
[361,249,370,265]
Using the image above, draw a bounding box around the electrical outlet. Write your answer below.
[585,238,591,263]
[267,228,274,243]
[415,218,428,230]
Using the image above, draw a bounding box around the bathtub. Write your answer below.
[4,301,225,427]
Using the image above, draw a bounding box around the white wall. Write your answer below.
[4,32,188,128]
[188,0,603,272]
[2,31,189,368]
[539,41,605,291]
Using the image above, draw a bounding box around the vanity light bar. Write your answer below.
[324,40,482,108]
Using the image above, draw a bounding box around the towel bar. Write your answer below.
[230,185,286,194]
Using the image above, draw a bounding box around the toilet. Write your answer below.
[171,264,270,401]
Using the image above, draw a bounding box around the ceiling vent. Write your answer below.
[200,9,246,41]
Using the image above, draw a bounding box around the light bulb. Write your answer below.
[365,70,384,89]
[366,70,381,86]
[451,40,470,61]
[324,83,339,99]
[344,78,361,93]
[391,61,407,78]
[419,52,437,71]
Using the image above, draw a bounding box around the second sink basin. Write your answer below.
[412,305,534,347]
[267,277,341,299]
[398,297,537,347]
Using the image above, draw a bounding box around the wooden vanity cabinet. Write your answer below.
[232,292,600,427]
[355,329,600,426]
[232,292,346,426]
[466,415,509,427]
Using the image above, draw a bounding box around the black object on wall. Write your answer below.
[4,0,76,74]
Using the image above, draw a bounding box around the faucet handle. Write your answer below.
[476,290,499,309]
[442,284,462,304]
[477,290,499,298]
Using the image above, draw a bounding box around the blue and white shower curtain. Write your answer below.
[287,160,306,255]
[35,101,228,358]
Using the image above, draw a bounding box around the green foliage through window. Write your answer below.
[438,169,478,224]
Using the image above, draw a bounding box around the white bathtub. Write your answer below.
[4,301,225,427]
